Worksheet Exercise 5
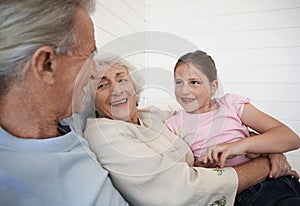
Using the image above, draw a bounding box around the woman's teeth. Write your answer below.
[111,99,127,106]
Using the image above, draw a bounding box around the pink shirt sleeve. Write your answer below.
[222,93,250,119]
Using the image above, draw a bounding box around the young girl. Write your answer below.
[165,50,300,168]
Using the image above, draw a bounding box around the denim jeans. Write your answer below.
[235,176,300,206]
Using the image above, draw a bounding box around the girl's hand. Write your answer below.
[194,158,216,167]
[268,153,299,179]
[194,154,218,167]
[207,140,248,168]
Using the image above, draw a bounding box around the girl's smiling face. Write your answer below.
[174,63,216,114]
[95,66,138,123]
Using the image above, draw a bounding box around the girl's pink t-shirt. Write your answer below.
[165,93,251,167]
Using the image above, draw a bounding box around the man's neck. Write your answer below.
[0,93,59,139]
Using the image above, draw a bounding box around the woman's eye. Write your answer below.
[119,78,128,83]
[97,83,107,89]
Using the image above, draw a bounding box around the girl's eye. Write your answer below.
[190,80,201,85]
[175,80,183,86]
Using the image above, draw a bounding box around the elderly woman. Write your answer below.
[84,55,299,206]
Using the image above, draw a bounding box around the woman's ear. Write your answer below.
[31,46,56,84]
[210,80,218,95]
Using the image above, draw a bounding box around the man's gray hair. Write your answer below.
[0,0,96,96]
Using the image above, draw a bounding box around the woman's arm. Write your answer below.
[234,157,270,193]
[234,155,299,193]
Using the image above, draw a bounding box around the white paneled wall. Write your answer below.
[92,0,300,173]
[146,0,300,173]
[92,0,146,48]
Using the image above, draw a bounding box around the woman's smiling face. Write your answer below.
[95,66,138,123]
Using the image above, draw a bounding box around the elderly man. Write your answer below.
[0,0,127,205]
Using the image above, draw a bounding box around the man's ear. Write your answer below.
[31,46,56,84]
[210,80,218,95]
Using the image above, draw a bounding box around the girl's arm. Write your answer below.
[240,103,299,154]
[208,103,300,167]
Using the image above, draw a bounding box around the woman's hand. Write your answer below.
[268,153,299,179]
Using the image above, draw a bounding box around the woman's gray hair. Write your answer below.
[0,0,96,96]
[95,53,145,104]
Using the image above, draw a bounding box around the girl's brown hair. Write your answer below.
[174,50,217,82]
